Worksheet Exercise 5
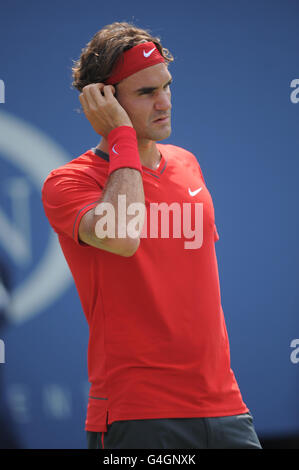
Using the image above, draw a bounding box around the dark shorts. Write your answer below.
[86,413,262,449]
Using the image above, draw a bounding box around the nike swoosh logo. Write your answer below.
[188,187,202,197]
[143,47,156,58]
[112,144,119,155]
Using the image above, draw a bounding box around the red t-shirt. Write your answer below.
[42,143,248,432]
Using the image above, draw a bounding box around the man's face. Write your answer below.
[115,63,172,143]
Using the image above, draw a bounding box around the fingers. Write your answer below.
[79,83,104,110]
[78,82,127,136]
[80,83,115,105]
[102,85,116,98]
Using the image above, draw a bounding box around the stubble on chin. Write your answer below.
[147,122,172,142]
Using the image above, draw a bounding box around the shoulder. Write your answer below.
[42,150,106,191]
[43,149,100,180]
[42,149,106,204]
[157,143,199,165]
[157,143,206,183]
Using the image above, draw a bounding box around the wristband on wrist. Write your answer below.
[107,126,143,176]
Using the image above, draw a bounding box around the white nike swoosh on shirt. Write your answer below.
[143,48,156,58]
[188,187,202,197]
[112,144,119,155]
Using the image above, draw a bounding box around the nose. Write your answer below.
[154,89,172,111]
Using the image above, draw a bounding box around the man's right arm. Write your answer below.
[77,83,145,257]
[78,167,144,256]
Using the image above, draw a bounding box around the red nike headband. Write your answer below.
[105,42,165,85]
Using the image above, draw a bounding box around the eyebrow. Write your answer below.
[135,77,173,95]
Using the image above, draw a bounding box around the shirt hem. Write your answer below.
[109,405,249,424]
[85,423,107,432]
[85,404,249,432]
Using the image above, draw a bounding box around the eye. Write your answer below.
[138,89,155,96]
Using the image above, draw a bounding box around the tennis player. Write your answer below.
[42,22,261,449]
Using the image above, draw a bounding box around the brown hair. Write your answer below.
[72,22,174,92]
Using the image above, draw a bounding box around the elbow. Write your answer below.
[94,212,143,257]
[107,236,140,257]
[92,211,143,256]
[123,237,141,257]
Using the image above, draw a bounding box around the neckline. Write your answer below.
[91,147,167,176]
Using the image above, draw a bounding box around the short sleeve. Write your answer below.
[42,170,103,244]
[214,224,220,242]
[194,156,219,243]
[197,161,206,186]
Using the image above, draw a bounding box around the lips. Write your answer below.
[153,115,170,123]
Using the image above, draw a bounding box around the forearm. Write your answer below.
[79,167,145,256]
[94,166,145,253]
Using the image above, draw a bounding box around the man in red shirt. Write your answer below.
[42,22,261,449]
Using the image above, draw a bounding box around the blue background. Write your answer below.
[0,0,298,448]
